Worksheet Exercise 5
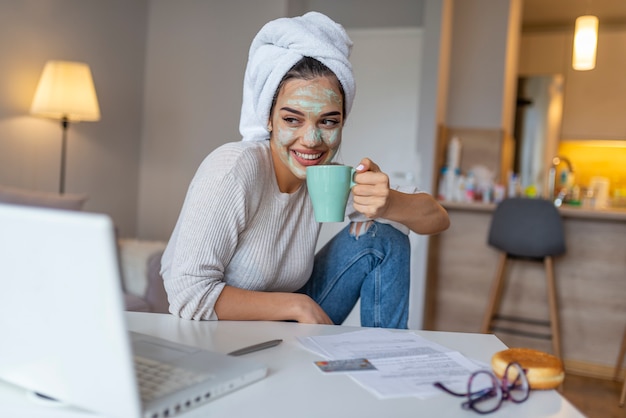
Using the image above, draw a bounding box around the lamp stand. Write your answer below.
[59,117,69,194]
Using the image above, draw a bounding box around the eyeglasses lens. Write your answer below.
[504,363,530,403]
[468,371,503,413]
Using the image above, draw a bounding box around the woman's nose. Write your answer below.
[302,125,322,146]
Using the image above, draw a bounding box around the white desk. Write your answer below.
[1,312,584,418]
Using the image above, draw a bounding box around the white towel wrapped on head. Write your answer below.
[239,11,356,142]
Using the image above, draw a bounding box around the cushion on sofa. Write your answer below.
[123,293,151,312]
[0,185,87,210]
[118,239,167,297]
[118,239,169,313]
[144,249,169,313]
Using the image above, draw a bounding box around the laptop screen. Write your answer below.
[0,204,142,417]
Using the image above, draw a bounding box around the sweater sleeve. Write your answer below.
[161,151,249,320]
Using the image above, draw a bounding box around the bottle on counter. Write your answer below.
[446,136,462,174]
[507,172,520,198]
[465,171,475,202]
[482,186,492,203]
[445,167,458,202]
[493,183,506,203]
[455,173,466,202]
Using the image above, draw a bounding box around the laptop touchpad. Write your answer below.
[134,340,199,363]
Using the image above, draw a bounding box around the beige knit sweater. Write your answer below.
[161,141,319,320]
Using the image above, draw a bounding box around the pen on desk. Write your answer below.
[228,339,283,356]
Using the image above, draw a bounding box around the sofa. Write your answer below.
[0,184,170,314]
[118,239,169,313]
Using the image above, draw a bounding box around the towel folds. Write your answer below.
[239,12,356,142]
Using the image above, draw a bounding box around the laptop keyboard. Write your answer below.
[134,356,212,402]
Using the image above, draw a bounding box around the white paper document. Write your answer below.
[298,329,487,399]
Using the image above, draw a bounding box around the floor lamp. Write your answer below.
[30,60,101,194]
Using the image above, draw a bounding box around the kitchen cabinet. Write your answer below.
[519,28,626,140]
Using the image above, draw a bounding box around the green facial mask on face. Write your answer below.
[271,80,344,180]
[286,85,342,115]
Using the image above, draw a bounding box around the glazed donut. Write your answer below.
[491,348,564,390]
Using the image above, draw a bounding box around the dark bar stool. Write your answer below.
[480,197,565,358]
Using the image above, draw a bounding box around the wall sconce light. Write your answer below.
[572,15,598,71]
[30,60,100,194]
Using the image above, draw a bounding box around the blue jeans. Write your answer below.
[298,221,410,329]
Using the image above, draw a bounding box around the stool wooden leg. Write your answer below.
[616,326,626,407]
[545,256,562,359]
[481,253,508,334]
[615,326,626,380]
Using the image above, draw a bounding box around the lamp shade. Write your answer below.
[31,60,100,122]
[572,15,598,71]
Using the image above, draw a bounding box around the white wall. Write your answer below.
[137,0,288,240]
[0,0,148,237]
[292,0,424,27]
[446,0,521,132]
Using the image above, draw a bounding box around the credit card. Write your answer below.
[314,358,377,373]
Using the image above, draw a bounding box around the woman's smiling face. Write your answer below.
[269,76,344,192]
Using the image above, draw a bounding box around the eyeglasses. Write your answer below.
[433,362,530,414]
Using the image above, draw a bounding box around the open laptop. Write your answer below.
[0,203,268,418]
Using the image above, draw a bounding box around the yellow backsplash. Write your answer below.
[557,140,626,195]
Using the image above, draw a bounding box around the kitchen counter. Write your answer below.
[441,200,626,221]
[424,200,626,379]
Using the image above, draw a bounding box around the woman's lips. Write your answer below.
[291,149,325,166]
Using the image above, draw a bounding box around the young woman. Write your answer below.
[160,12,449,329]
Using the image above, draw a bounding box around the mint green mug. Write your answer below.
[306,165,356,222]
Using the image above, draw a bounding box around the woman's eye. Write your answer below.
[283,116,300,124]
[321,119,339,127]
